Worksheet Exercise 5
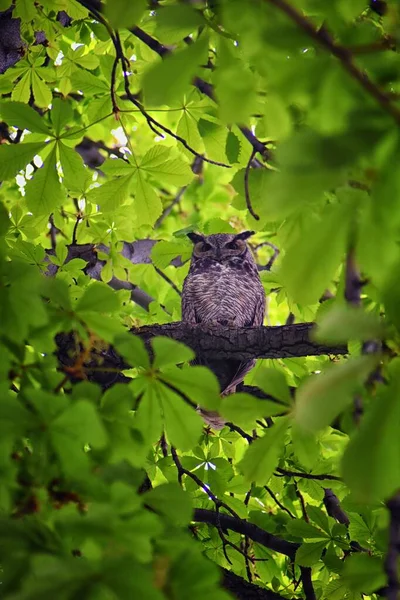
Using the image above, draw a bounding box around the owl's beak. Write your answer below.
[214,248,222,262]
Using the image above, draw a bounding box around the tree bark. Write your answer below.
[133,321,347,361]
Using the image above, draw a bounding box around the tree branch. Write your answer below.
[222,568,295,600]
[384,492,400,600]
[132,321,347,361]
[193,508,298,558]
[264,0,400,125]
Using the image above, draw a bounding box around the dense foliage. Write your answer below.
[0,0,400,598]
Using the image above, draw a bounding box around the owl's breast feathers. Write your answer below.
[182,257,265,327]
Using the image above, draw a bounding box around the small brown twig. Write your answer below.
[244,148,260,221]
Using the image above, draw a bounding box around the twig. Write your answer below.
[48,215,57,251]
[87,9,230,167]
[154,185,187,228]
[71,200,82,245]
[275,468,341,481]
[255,241,280,271]
[170,447,240,519]
[124,86,230,167]
[348,37,395,55]
[294,480,309,522]
[264,0,400,125]
[244,148,260,221]
[193,508,298,558]
[129,29,271,161]
[154,266,182,297]
[264,485,295,519]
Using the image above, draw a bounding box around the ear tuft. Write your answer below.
[187,232,204,244]
[235,230,255,241]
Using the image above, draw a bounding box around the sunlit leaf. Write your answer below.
[295,356,378,432]
[239,417,289,484]
[25,144,64,215]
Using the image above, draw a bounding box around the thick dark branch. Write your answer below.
[384,492,400,600]
[264,0,400,125]
[193,508,298,558]
[222,569,294,600]
[323,488,349,526]
[133,322,347,361]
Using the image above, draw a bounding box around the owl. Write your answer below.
[182,231,266,428]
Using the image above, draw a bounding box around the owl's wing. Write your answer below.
[247,286,265,327]
[181,286,199,323]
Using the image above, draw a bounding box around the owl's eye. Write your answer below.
[200,242,212,252]
[225,241,239,250]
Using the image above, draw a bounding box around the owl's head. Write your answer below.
[187,231,255,262]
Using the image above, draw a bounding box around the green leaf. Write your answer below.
[31,71,52,108]
[71,69,109,95]
[315,305,383,344]
[280,203,349,305]
[140,146,194,186]
[0,202,10,237]
[76,282,121,313]
[160,365,221,411]
[114,333,150,369]
[80,313,125,341]
[262,130,368,220]
[151,240,192,269]
[52,400,108,449]
[286,519,329,540]
[342,554,385,593]
[263,94,292,140]
[342,361,400,502]
[51,98,73,136]
[252,367,292,404]
[58,141,89,193]
[197,119,228,163]
[12,71,31,104]
[0,101,50,134]
[295,541,326,567]
[155,4,204,43]
[220,392,286,428]
[239,417,289,485]
[25,145,65,215]
[14,0,37,20]
[0,141,46,180]
[134,380,163,447]
[152,337,195,368]
[143,35,209,106]
[160,384,203,451]
[295,356,377,432]
[87,174,133,211]
[105,0,146,29]
[134,174,162,227]
[291,423,319,470]
[225,131,241,164]
[144,482,192,525]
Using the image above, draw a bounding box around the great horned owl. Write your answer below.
[182,231,265,428]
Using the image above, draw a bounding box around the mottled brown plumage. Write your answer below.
[182,231,266,428]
